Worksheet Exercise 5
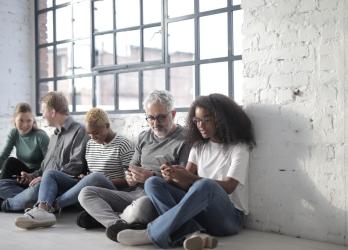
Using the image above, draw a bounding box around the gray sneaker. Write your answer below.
[15,207,56,229]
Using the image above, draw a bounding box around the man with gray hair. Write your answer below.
[77,90,190,243]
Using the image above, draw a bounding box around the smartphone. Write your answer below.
[11,175,22,179]
[155,155,172,166]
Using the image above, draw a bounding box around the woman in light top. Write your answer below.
[116,94,256,250]
[0,103,49,179]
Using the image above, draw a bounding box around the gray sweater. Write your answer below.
[130,125,190,173]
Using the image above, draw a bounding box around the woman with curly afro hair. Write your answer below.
[117,94,256,250]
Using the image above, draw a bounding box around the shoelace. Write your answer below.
[23,208,35,219]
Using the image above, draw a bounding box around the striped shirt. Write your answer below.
[85,134,134,180]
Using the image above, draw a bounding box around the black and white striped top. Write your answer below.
[85,135,135,180]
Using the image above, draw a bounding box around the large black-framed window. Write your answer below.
[35,0,243,114]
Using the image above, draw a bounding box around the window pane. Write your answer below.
[143,69,165,101]
[56,0,69,5]
[118,72,139,110]
[144,26,162,61]
[38,81,54,104]
[57,79,73,111]
[94,0,113,32]
[56,43,72,76]
[170,66,194,107]
[75,77,93,112]
[39,47,54,78]
[233,60,243,104]
[38,0,53,10]
[200,62,228,95]
[143,0,161,24]
[116,30,140,64]
[95,34,114,66]
[233,0,241,5]
[56,6,72,41]
[199,0,226,12]
[73,0,91,39]
[168,0,194,18]
[200,13,227,59]
[168,20,194,63]
[96,74,115,110]
[115,0,140,29]
[38,11,53,44]
[233,10,243,56]
[74,39,91,74]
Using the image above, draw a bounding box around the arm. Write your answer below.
[128,165,155,184]
[215,178,239,194]
[61,127,90,176]
[111,178,128,187]
[0,129,16,169]
[161,163,199,190]
[165,162,240,193]
[37,130,50,158]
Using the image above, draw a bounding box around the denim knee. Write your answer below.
[84,172,106,185]
[144,176,165,194]
[190,178,219,196]
[42,169,60,179]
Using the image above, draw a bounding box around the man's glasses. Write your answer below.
[192,116,213,125]
[145,113,170,123]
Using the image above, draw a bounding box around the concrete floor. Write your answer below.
[0,211,346,250]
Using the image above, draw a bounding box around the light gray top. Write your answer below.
[130,125,190,174]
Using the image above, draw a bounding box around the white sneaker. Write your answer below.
[183,232,218,250]
[15,207,56,229]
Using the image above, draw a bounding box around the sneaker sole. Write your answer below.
[184,236,204,250]
[184,235,218,250]
[15,218,56,229]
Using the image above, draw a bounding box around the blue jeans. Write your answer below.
[38,170,116,209]
[145,177,244,248]
[0,178,40,212]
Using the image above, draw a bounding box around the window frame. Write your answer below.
[35,0,242,115]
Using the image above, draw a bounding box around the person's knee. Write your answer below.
[42,169,60,179]
[78,186,97,204]
[83,172,106,185]
[191,178,217,193]
[144,176,164,194]
[6,157,17,164]
[120,196,157,224]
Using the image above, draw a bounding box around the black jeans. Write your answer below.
[0,157,33,179]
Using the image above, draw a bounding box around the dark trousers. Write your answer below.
[0,157,33,179]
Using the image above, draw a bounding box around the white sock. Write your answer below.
[117,229,152,246]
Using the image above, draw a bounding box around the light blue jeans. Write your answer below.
[38,170,115,209]
[145,177,244,248]
[0,178,40,212]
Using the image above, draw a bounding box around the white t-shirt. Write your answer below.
[188,141,250,214]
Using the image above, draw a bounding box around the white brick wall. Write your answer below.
[0,0,347,246]
[0,0,34,150]
[243,0,347,245]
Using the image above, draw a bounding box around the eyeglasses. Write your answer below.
[192,116,213,125]
[145,113,170,123]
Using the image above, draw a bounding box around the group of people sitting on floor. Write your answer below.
[0,90,255,250]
